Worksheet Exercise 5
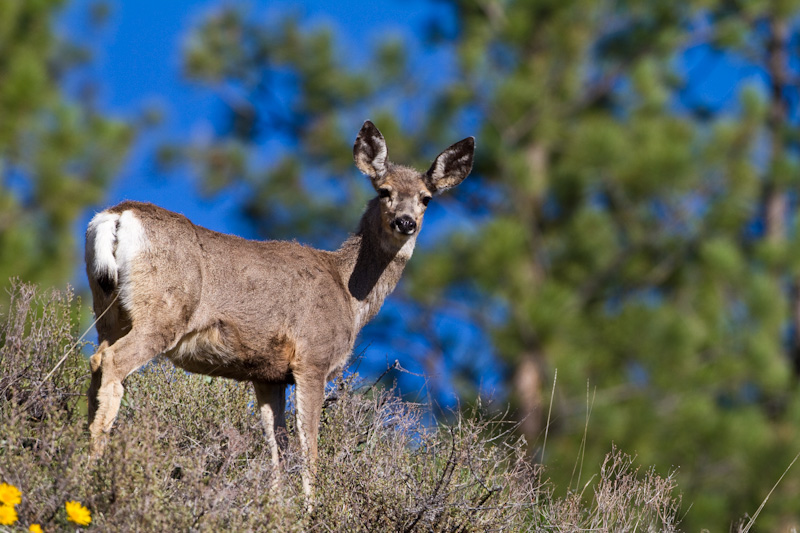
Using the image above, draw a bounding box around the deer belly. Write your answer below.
[165,326,295,383]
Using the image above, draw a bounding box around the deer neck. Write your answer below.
[335,198,416,332]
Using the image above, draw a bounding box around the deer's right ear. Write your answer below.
[353,121,388,182]
[425,137,475,194]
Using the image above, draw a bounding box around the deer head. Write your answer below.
[353,121,475,245]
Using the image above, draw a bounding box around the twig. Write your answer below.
[740,448,800,533]
[540,368,557,463]
[361,359,401,396]
[34,293,119,396]
[452,486,501,533]
[405,426,458,532]
[571,381,595,492]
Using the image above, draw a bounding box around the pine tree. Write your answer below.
[0,0,132,298]
[170,2,800,528]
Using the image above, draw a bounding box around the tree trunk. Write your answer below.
[514,349,546,445]
[764,16,788,243]
[763,17,800,376]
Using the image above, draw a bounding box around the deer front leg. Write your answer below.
[253,381,287,489]
[295,374,325,500]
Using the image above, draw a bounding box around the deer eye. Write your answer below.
[378,188,391,199]
[421,195,431,207]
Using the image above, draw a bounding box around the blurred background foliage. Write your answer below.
[3,0,800,529]
[0,0,132,291]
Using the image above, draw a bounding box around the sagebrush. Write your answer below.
[1,282,684,531]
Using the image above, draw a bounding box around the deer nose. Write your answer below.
[393,215,417,235]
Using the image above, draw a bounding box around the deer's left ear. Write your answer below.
[353,120,388,182]
[425,137,475,194]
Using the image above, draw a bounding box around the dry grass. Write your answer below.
[1,282,684,531]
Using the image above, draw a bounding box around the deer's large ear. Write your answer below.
[425,137,475,194]
[353,121,388,182]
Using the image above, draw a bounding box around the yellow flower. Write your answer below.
[29,524,43,533]
[65,501,91,526]
[0,483,21,506]
[0,504,18,526]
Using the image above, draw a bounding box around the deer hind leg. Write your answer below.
[253,382,287,489]
[88,292,133,424]
[87,341,110,425]
[88,330,168,457]
[295,374,325,500]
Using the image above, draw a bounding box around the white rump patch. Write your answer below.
[115,210,149,311]
[86,212,121,286]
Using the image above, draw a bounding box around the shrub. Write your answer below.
[0,282,683,531]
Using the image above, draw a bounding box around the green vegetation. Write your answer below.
[0,0,132,297]
[170,2,800,529]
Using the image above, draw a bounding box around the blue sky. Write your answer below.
[61,0,454,234]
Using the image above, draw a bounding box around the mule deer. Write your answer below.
[85,121,474,496]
